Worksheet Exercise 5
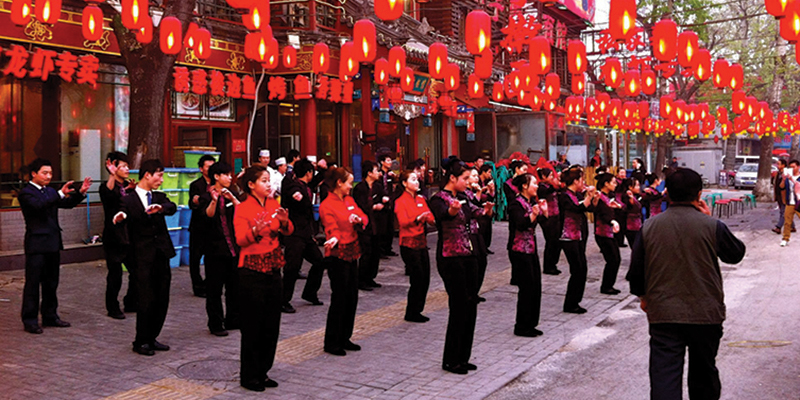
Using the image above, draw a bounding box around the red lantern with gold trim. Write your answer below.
[159,16,182,55]
[195,28,212,60]
[572,74,585,95]
[474,49,492,79]
[354,19,377,63]
[530,36,551,75]
[567,40,586,74]
[677,31,699,68]
[660,96,674,119]
[642,69,656,95]
[36,0,62,25]
[597,93,611,115]
[466,11,491,55]
[375,0,404,21]
[184,23,199,49]
[11,0,33,26]
[243,1,269,31]
[121,0,146,30]
[609,0,636,42]
[468,74,484,98]
[728,63,743,90]
[623,70,641,97]
[283,46,297,68]
[339,42,357,80]
[603,57,623,88]
[712,58,729,88]
[732,90,747,114]
[493,81,504,102]
[444,63,461,91]
[544,73,560,99]
[389,47,406,78]
[313,43,330,74]
[136,14,153,44]
[652,19,678,62]
[429,42,448,79]
[245,32,268,62]
[375,58,390,85]
[82,5,103,42]
[693,49,711,81]
[401,67,415,92]
[262,36,279,70]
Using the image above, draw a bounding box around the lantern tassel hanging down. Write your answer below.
[474,49,492,79]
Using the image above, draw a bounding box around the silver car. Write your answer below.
[733,163,758,189]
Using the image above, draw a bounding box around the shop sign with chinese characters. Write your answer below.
[1,45,101,88]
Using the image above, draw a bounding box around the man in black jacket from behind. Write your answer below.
[113,159,177,356]
[629,168,746,400]
[19,158,90,334]
[188,154,217,297]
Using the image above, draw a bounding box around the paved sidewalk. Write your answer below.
[0,217,645,400]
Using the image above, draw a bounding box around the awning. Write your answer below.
[453,85,490,109]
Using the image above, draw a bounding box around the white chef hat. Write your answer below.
[259,149,270,157]
[307,155,317,163]
[275,157,286,166]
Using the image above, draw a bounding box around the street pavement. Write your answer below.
[0,190,794,399]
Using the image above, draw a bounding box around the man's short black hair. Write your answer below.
[362,160,378,179]
[790,159,800,167]
[509,160,527,174]
[479,164,493,175]
[666,168,703,203]
[377,152,392,163]
[777,158,788,167]
[595,165,608,174]
[140,159,164,180]
[286,149,301,162]
[28,158,52,177]
[106,151,129,166]
[294,159,314,177]
[208,162,232,185]
[198,154,216,168]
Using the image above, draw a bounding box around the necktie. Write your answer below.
[146,191,152,206]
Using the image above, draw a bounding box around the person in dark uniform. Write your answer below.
[613,168,629,247]
[113,159,177,356]
[559,167,597,314]
[19,158,90,334]
[99,152,136,319]
[478,164,496,254]
[631,158,646,185]
[188,154,217,297]
[594,173,623,295]
[280,159,327,312]
[429,157,494,374]
[621,178,644,251]
[353,160,383,291]
[465,167,490,301]
[503,160,529,211]
[642,173,665,219]
[197,162,241,336]
[537,168,563,275]
[376,153,397,257]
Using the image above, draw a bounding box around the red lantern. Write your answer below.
[493,82,504,102]
[375,0,404,21]
[243,1,269,31]
[693,49,711,81]
[728,63,743,90]
[245,32,268,62]
[11,0,33,26]
[623,70,641,97]
[602,57,623,88]
[121,0,147,30]
[732,91,747,114]
[758,101,769,120]
[505,73,518,99]
[283,46,297,68]
[429,43,448,79]
[401,67,415,92]
[746,97,758,120]
[642,69,656,95]
[136,15,153,44]
[313,43,330,74]
[586,98,597,116]
[474,49,492,79]
[389,47,406,78]
[520,64,539,91]
[781,1,800,42]
[673,100,686,122]
[375,58,390,85]
[468,74,484,98]
[660,96,674,119]
[712,58,729,88]
[262,36,279,70]
[572,74,585,95]
[339,42,357,80]
[36,0,61,25]
[444,64,460,91]
[639,101,650,119]
[354,19,376,63]
[159,17,182,55]
[544,73,560,99]
[184,23,199,49]
[610,99,622,119]
[226,0,254,8]
[597,93,611,115]
[466,11,491,55]
[718,106,729,123]
[767,0,792,18]
[677,31,699,68]
[609,0,636,42]
[82,5,103,42]
[530,36,551,75]
[195,28,212,60]
[568,40,586,74]
[652,19,678,62]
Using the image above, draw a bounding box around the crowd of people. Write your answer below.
[17,147,751,397]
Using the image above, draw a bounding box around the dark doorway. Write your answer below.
[212,128,231,164]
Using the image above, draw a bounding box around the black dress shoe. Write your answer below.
[487,249,495,255]
[151,340,170,351]
[442,364,468,374]
[386,251,399,257]
[369,280,382,288]
[464,363,478,371]
[301,295,323,306]
[600,288,622,295]
[404,314,430,323]
[281,303,296,313]
[108,311,126,320]
[619,243,628,248]
[543,269,562,275]
[477,296,487,303]
[343,340,361,351]
[42,319,71,328]
[24,324,43,334]
[263,378,278,388]
[241,380,265,392]
[380,255,390,260]
[133,343,155,356]
[211,329,229,337]
[324,347,346,356]
[563,306,588,314]
[358,284,374,291]
[514,328,544,337]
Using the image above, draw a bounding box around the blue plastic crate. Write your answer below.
[168,227,181,245]
[164,210,181,228]
[180,227,190,246]
[170,246,183,268]
[181,246,191,266]
[179,205,191,227]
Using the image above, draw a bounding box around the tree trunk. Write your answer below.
[655,134,672,177]
[723,136,737,171]
[755,32,785,201]
[791,135,800,160]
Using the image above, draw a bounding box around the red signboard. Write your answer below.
[559,0,595,23]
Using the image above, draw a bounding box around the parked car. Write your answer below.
[733,164,758,189]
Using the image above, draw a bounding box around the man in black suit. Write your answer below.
[19,158,91,334]
[354,160,383,291]
[99,152,137,319]
[113,159,177,356]
[188,154,217,297]
[280,159,325,313]
[376,153,397,257]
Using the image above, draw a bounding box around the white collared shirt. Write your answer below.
[114,185,152,224]
[30,181,65,198]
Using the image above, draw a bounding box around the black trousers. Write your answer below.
[614,209,628,246]
[595,236,621,291]
[478,216,493,250]
[437,256,479,367]
[282,236,325,304]
[400,246,430,317]
[541,217,563,273]
[358,233,381,285]
[21,252,61,326]
[649,323,723,400]
[189,232,206,291]
[104,255,138,314]
[509,251,541,332]
[205,254,240,331]
[625,230,640,250]
[324,257,359,350]
[239,267,282,385]
[561,240,588,310]
[134,251,171,346]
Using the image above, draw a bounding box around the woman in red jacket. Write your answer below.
[394,170,435,323]
[234,165,293,391]
[319,167,369,356]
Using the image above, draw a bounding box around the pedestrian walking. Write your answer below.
[319,167,368,356]
[19,158,90,334]
[353,160,383,291]
[233,164,293,391]
[537,168,563,275]
[629,168,746,400]
[780,159,800,247]
[188,154,217,297]
[559,167,596,314]
[772,159,793,234]
[593,173,622,295]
